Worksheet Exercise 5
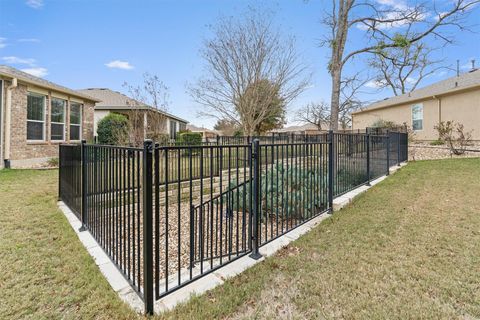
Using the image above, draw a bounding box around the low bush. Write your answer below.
[429,139,444,146]
[434,121,472,155]
[97,113,129,145]
[176,132,203,146]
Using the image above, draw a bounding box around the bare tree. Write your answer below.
[321,0,479,130]
[369,42,448,96]
[190,8,310,136]
[296,73,365,130]
[123,73,170,145]
[296,101,330,130]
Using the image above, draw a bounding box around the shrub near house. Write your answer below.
[97,113,129,145]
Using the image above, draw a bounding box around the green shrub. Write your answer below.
[47,157,59,167]
[97,113,129,145]
[223,163,328,220]
[176,132,202,146]
[429,139,444,146]
[371,119,400,129]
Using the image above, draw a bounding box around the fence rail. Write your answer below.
[59,130,408,314]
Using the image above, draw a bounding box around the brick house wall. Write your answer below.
[4,80,94,167]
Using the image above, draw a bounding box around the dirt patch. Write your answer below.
[229,274,306,320]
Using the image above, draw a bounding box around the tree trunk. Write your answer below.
[330,68,341,131]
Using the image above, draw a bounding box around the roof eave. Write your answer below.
[353,83,480,115]
[0,71,101,102]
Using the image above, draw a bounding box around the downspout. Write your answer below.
[433,95,442,140]
[4,78,17,168]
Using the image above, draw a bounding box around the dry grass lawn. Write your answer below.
[0,158,479,319]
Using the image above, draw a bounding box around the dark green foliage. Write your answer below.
[97,113,129,145]
[224,162,327,220]
[335,168,368,194]
[176,132,203,146]
[430,139,444,146]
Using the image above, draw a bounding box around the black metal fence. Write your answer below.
[58,144,82,218]
[59,130,408,314]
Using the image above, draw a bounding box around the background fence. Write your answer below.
[59,130,408,314]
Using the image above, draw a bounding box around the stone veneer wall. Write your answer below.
[5,80,94,167]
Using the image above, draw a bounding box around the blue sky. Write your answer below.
[0,0,479,128]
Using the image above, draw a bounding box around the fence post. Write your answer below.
[58,145,62,201]
[142,140,154,315]
[366,134,371,186]
[386,131,390,176]
[79,139,87,232]
[397,132,401,166]
[328,130,334,213]
[249,139,262,260]
[405,133,409,162]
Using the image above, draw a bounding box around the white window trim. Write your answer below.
[69,102,82,142]
[411,103,424,132]
[27,93,46,142]
[51,98,66,142]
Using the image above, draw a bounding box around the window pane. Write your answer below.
[170,120,177,137]
[27,94,44,121]
[27,121,44,140]
[412,119,423,131]
[51,123,64,140]
[51,98,65,123]
[412,104,423,120]
[70,103,81,124]
[70,125,80,140]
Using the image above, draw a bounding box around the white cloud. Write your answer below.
[2,56,36,66]
[405,77,417,85]
[356,0,427,30]
[364,80,384,88]
[105,60,134,70]
[26,0,44,9]
[0,38,7,49]
[21,67,48,77]
[18,38,41,43]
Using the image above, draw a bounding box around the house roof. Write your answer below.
[186,124,219,134]
[0,65,100,102]
[353,69,480,115]
[78,88,188,123]
[270,123,324,133]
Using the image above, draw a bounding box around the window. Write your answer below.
[411,103,423,131]
[51,98,66,141]
[179,122,186,132]
[27,93,46,141]
[70,102,82,140]
[170,120,177,138]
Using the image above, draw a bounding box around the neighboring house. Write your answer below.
[186,124,219,141]
[78,88,188,141]
[352,69,480,140]
[269,123,325,136]
[0,65,98,169]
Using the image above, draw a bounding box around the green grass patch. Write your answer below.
[1,158,479,319]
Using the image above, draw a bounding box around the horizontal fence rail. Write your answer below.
[58,130,408,315]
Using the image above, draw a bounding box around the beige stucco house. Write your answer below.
[186,124,219,141]
[78,88,188,142]
[0,65,98,168]
[352,69,480,140]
